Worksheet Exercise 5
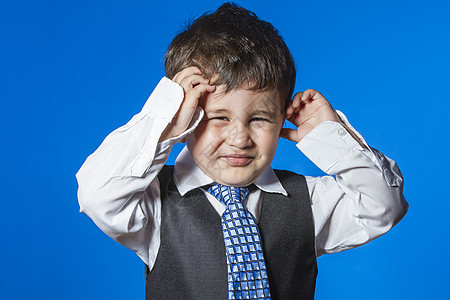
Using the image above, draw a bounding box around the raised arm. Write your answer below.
[280,90,408,255]
[76,67,215,264]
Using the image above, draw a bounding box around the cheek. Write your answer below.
[266,135,280,157]
[194,122,222,142]
[255,125,282,156]
[192,122,208,140]
[187,122,224,154]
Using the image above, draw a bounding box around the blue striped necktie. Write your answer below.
[208,184,271,300]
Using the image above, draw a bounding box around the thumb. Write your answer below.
[279,128,300,143]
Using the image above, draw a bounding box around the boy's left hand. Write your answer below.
[280,89,340,142]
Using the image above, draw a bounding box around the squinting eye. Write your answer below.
[211,117,229,121]
[251,118,269,122]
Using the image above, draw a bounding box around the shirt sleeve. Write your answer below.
[76,77,202,266]
[297,111,408,256]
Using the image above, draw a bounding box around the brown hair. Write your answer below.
[165,2,296,107]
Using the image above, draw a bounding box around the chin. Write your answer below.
[214,172,257,187]
[217,180,252,187]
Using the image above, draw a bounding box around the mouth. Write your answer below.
[221,154,254,166]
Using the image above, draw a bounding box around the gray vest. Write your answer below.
[145,165,317,299]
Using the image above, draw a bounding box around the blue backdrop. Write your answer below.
[1,0,449,299]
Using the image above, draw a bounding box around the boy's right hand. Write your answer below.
[159,67,216,143]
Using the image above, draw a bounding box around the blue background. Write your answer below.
[1,0,449,299]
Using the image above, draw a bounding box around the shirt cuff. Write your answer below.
[297,119,363,174]
[157,106,205,152]
[141,77,184,119]
[130,77,204,176]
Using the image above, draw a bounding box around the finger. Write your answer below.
[301,89,323,102]
[172,66,203,83]
[279,128,300,143]
[179,74,210,94]
[286,92,304,117]
[292,92,304,101]
[285,101,294,119]
[183,83,216,108]
[179,74,209,89]
[173,66,202,82]
[300,89,313,102]
[292,92,303,108]
[172,84,215,132]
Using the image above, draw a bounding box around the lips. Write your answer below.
[221,154,254,166]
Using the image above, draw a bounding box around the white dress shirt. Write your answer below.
[76,77,408,270]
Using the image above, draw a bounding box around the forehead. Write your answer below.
[201,85,283,114]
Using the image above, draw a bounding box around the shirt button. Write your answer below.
[337,128,347,136]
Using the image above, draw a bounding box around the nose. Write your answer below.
[225,121,253,149]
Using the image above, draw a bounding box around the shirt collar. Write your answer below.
[173,146,288,196]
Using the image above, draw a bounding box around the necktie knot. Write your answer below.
[208,184,249,206]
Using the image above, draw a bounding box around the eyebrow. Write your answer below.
[252,109,273,115]
[205,108,278,118]
[250,109,278,119]
[204,109,229,115]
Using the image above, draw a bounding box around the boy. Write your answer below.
[76,3,408,299]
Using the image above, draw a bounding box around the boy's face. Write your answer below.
[186,85,285,187]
